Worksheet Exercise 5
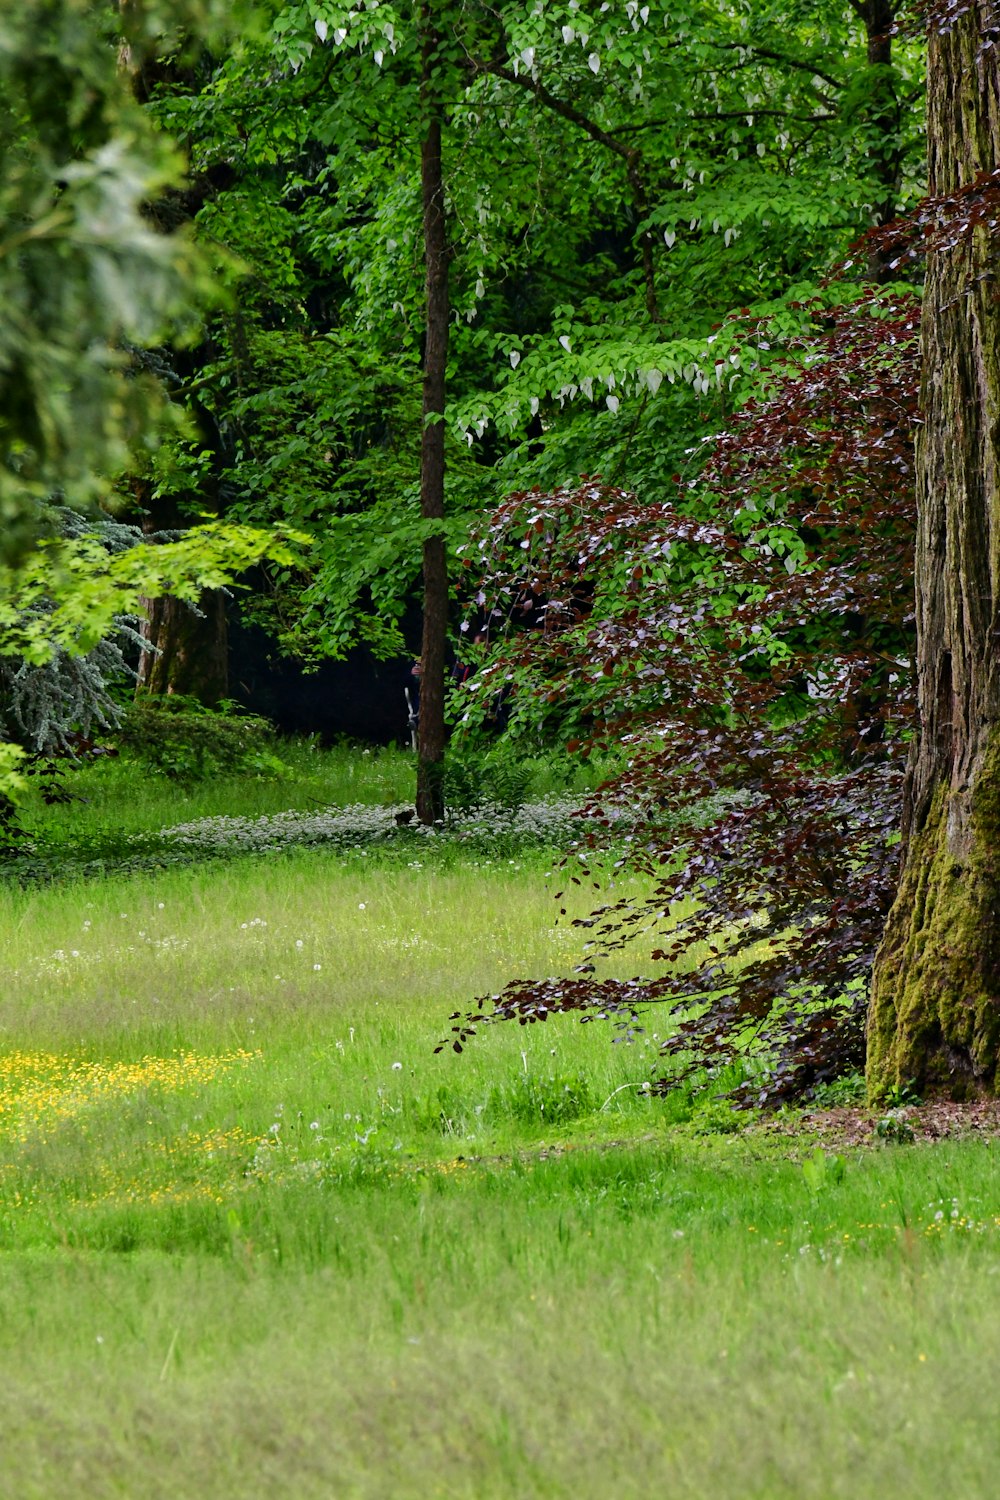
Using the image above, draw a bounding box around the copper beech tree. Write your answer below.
[443,294,920,1105]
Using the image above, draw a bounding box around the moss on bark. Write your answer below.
[868,730,1000,1100]
[867,3,1000,1102]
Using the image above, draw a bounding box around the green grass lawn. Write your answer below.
[1,750,999,1497]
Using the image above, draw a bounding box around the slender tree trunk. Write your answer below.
[415,8,450,824]
[845,0,902,279]
[863,2,899,226]
[867,4,1000,1099]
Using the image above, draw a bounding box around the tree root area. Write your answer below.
[758,1098,1000,1151]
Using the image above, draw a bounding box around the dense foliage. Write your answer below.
[135,0,925,659]
[0,0,297,793]
[0,0,256,551]
[11,0,985,1106]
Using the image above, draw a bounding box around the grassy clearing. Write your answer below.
[0,849,679,1228]
[3,1124,1000,1498]
[18,741,417,839]
[2,750,1000,1496]
[15,740,619,843]
[6,740,624,883]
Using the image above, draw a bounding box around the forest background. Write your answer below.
[0,0,965,1106]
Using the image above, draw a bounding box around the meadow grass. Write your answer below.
[15,740,620,843]
[17,740,417,839]
[2,753,999,1496]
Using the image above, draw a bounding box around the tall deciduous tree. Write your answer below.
[166,0,922,697]
[415,4,450,823]
[867,2,1000,1099]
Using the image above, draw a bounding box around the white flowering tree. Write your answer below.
[249,0,919,811]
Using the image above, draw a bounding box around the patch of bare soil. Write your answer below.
[756,1098,1000,1152]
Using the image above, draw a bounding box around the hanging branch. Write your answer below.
[471,58,661,322]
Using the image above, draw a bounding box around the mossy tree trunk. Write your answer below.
[867,4,1000,1099]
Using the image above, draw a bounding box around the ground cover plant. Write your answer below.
[2,741,620,883]
[2,748,1000,1497]
[6,2,1000,1489]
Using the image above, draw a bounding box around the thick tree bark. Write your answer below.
[132,486,230,706]
[415,11,450,825]
[867,5,1000,1099]
[137,591,229,704]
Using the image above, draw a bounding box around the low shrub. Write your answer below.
[116,696,284,782]
[443,746,534,820]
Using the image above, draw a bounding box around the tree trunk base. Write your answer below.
[867,738,1000,1101]
[416,754,445,824]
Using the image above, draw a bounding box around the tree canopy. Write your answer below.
[137,0,924,657]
